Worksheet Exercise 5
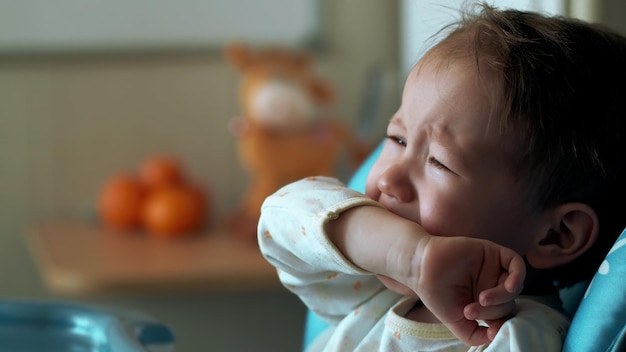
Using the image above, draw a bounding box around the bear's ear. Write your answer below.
[224,43,255,71]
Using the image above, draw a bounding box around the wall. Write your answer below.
[0,1,400,351]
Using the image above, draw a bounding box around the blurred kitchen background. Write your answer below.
[0,0,624,351]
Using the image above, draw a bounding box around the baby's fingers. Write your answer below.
[464,301,516,321]
[485,319,506,341]
[446,320,491,346]
[477,279,523,306]
[500,249,526,294]
[478,252,525,306]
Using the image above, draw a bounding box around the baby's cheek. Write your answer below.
[418,202,469,238]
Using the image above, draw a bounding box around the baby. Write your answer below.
[259,3,626,351]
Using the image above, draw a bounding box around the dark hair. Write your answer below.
[434,3,626,288]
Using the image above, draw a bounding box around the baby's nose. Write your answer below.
[377,163,415,203]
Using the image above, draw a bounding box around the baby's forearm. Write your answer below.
[325,205,429,288]
[258,177,395,322]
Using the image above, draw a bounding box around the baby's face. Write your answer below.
[366,55,546,255]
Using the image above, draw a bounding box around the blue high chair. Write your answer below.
[302,143,626,351]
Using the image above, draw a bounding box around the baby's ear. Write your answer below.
[526,203,599,269]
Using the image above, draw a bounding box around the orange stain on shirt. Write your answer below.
[327,273,338,280]
[264,230,272,239]
[301,226,307,236]
[394,332,401,340]
[353,281,361,290]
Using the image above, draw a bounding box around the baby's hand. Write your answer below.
[324,204,524,345]
[412,235,525,346]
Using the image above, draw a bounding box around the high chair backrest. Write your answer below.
[563,228,626,351]
[302,143,626,352]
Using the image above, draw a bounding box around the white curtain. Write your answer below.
[399,0,615,75]
[567,0,626,34]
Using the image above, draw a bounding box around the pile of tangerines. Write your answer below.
[97,155,210,238]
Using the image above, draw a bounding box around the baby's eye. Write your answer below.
[387,135,406,146]
[428,156,450,171]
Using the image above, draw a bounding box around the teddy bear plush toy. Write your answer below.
[224,43,368,243]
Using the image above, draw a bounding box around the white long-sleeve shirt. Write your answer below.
[258,176,570,351]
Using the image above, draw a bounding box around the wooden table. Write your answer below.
[25,221,281,297]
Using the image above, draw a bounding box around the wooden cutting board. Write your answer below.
[25,220,281,297]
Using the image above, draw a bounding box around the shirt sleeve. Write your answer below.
[468,297,570,352]
[258,176,387,325]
